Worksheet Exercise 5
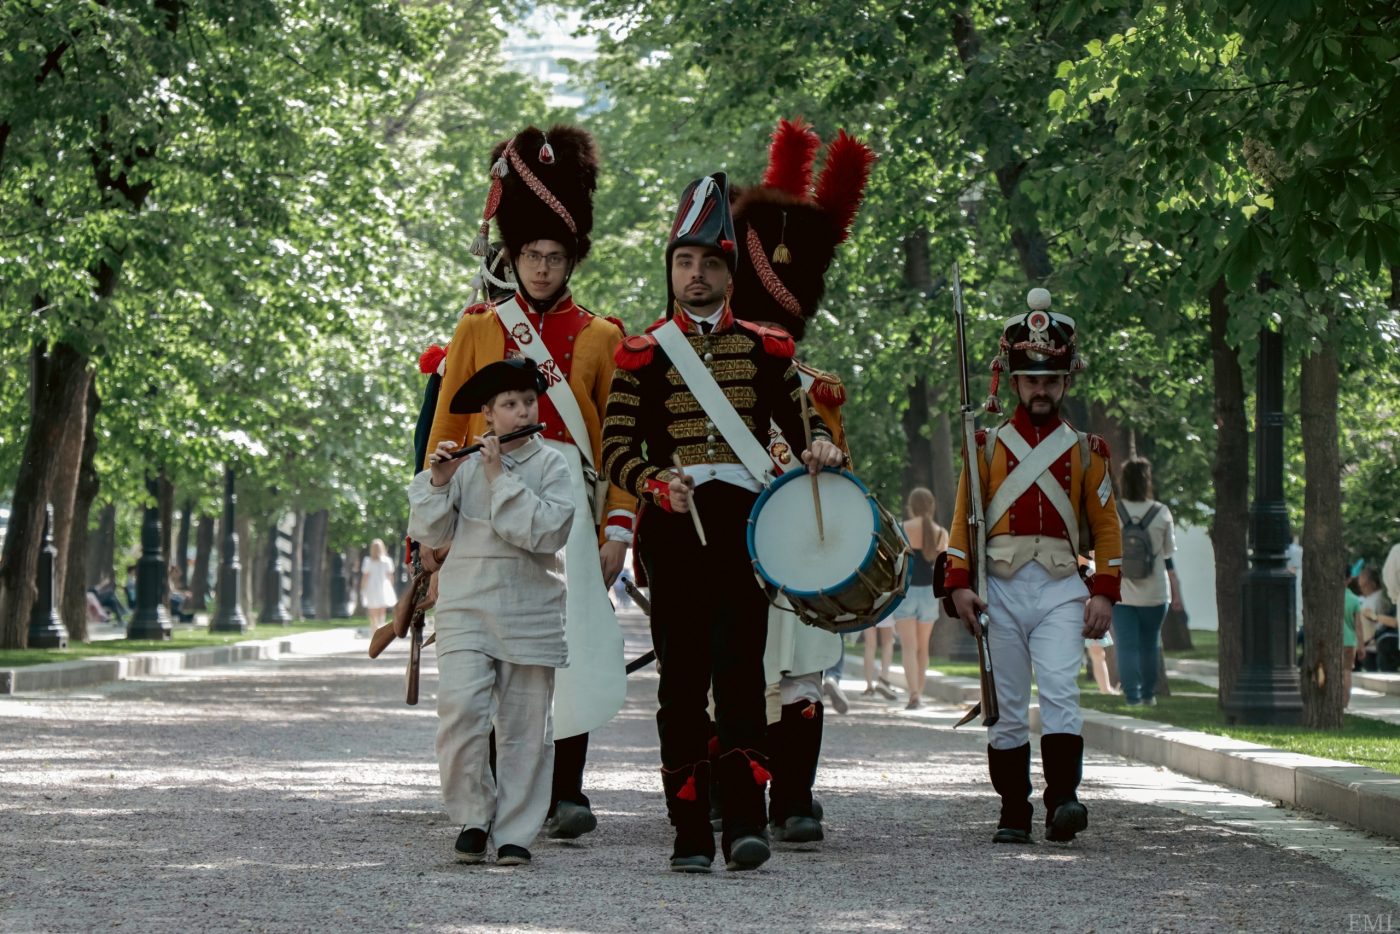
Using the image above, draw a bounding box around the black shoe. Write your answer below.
[992,827,1033,844]
[770,815,823,843]
[725,834,771,871]
[1046,801,1088,842]
[709,800,722,832]
[496,844,532,866]
[546,801,597,840]
[669,853,713,873]
[454,827,488,864]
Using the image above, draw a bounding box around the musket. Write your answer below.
[621,578,657,673]
[405,552,430,705]
[951,262,1000,729]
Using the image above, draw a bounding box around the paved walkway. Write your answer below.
[3,617,1400,933]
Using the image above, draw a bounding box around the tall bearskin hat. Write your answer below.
[984,288,1085,414]
[730,119,876,340]
[471,124,599,261]
[665,172,737,310]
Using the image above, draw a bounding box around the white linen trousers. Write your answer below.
[435,648,556,848]
[986,560,1090,749]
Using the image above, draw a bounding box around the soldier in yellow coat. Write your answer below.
[944,288,1122,845]
[425,125,636,844]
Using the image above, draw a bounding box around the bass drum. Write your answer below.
[747,468,911,635]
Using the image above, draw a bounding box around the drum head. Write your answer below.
[748,469,878,595]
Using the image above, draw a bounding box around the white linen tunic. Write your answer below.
[406,436,576,667]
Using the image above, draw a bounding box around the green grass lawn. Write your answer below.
[1078,677,1400,775]
[1163,627,1219,661]
[0,618,364,668]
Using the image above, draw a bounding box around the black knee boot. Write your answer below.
[769,700,824,843]
[1041,733,1088,842]
[661,760,715,872]
[987,742,1033,844]
[715,747,772,870]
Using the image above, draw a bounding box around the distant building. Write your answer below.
[501,6,599,111]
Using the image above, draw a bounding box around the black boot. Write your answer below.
[987,743,1034,844]
[661,761,715,872]
[1041,733,1088,842]
[715,747,771,870]
[769,700,824,843]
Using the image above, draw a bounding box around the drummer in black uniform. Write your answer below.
[601,171,844,873]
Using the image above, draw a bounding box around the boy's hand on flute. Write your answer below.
[428,440,465,487]
[473,435,504,483]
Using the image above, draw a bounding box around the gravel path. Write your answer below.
[3,618,1399,933]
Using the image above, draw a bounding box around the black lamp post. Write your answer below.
[128,474,172,641]
[210,467,248,633]
[1224,326,1302,724]
[27,503,69,649]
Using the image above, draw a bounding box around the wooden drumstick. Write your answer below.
[670,453,707,547]
[799,389,826,542]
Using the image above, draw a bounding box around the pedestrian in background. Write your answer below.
[1111,457,1182,707]
[360,538,398,629]
[894,487,946,710]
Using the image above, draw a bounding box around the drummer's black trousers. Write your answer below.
[639,481,770,769]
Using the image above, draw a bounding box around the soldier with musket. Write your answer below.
[602,172,845,872]
[942,289,1123,845]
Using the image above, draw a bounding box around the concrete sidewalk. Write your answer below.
[856,657,1400,844]
[0,626,364,694]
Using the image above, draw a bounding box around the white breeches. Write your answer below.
[435,648,556,847]
[985,561,1089,750]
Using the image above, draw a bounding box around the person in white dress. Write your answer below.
[360,539,398,628]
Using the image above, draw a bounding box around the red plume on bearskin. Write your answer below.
[762,118,822,199]
[814,130,876,243]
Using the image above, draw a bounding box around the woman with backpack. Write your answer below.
[1113,457,1183,706]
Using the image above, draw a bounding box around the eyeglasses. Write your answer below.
[518,251,569,269]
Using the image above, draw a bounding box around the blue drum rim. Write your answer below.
[747,467,884,599]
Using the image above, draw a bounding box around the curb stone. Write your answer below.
[0,627,363,695]
[842,657,1400,842]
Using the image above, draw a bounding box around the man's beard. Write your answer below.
[1026,397,1061,425]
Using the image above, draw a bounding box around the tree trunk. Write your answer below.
[1300,324,1345,728]
[49,370,93,609]
[240,515,257,615]
[0,340,92,648]
[189,515,215,611]
[1088,400,1133,479]
[175,499,193,589]
[157,471,175,610]
[61,380,101,643]
[1208,278,1250,706]
[86,503,117,589]
[897,232,959,523]
[290,510,306,622]
[302,509,328,619]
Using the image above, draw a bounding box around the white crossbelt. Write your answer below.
[493,299,607,522]
[652,320,777,486]
[984,423,1081,554]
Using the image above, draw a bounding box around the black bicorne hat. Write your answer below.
[665,172,737,309]
[449,358,549,414]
